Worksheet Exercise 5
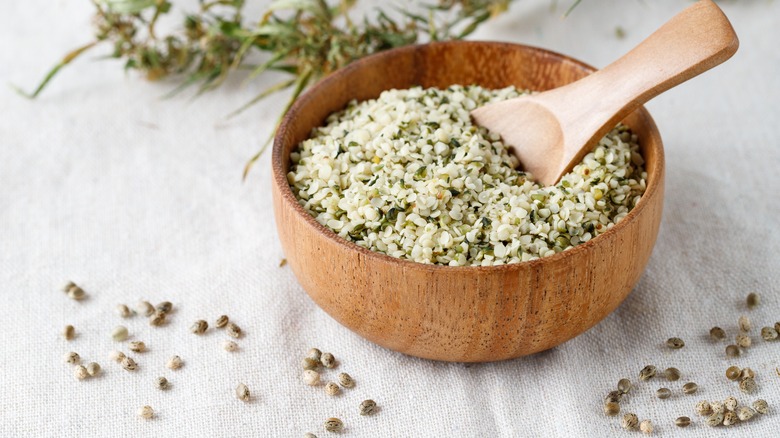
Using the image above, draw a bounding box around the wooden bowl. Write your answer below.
[271,41,664,362]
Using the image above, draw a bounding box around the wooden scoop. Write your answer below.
[471,0,739,186]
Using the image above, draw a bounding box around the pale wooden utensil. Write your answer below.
[471,0,738,186]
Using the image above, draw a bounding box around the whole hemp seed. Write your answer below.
[129,341,146,353]
[761,326,778,340]
[726,365,741,381]
[136,300,155,316]
[706,412,724,427]
[111,325,129,342]
[65,283,86,300]
[323,418,344,432]
[724,396,738,411]
[149,310,166,326]
[605,391,622,403]
[63,281,77,294]
[666,337,685,349]
[638,365,657,381]
[738,315,751,332]
[664,367,681,381]
[63,351,80,364]
[604,402,620,416]
[236,383,250,401]
[695,401,711,416]
[320,352,336,368]
[190,320,208,334]
[307,348,322,361]
[682,382,698,395]
[675,416,691,427]
[156,301,173,314]
[739,376,757,394]
[324,382,340,396]
[741,368,755,379]
[710,401,725,414]
[617,378,632,394]
[302,357,320,370]
[116,304,133,318]
[86,362,101,376]
[303,370,320,386]
[359,399,377,416]
[639,419,653,435]
[737,406,755,421]
[215,315,229,328]
[723,411,738,426]
[621,413,639,430]
[166,355,183,370]
[137,405,154,419]
[735,333,752,348]
[304,434,317,438]
[109,350,126,362]
[710,326,726,340]
[725,344,740,358]
[746,292,760,308]
[156,376,169,390]
[74,365,89,380]
[223,340,238,352]
[121,356,138,371]
[63,325,75,341]
[753,399,768,414]
[338,373,355,388]
[656,388,671,399]
[775,322,780,333]
[226,322,242,339]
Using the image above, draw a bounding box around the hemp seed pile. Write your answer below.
[288,85,647,266]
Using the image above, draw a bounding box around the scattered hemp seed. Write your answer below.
[109,350,126,362]
[279,258,287,267]
[338,372,355,388]
[86,362,101,377]
[695,401,711,416]
[675,416,691,428]
[710,326,726,340]
[149,310,166,326]
[617,378,632,394]
[323,418,344,432]
[215,315,229,328]
[753,399,768,414]
[320,352,336,368]
[190,320,208,335]
[761,326,778,340]
[63,281,77,293]
[137,405,154,420]
[136,300,155,316]
[666,337,685,349]
[724,396,738,411]
[166,355,183,370]
[156,301,173,314]
[156,376,169,390]
[129,341,146,353]
[112,325,129,342]
[726,366,741,381]
[74,365,89,380]
[656,388,671,399]
[737,406,755,421]
[621,413,639,431]
[775,322,780,333]
[725,344,740,358]
[63,325,75,341]
[223,340,238,352]
[116,304,132,318]
[302,357,320,370]
[739,376,757,394]
[236,383,250,402]
[303,370,320,386]
[664,368,681,381]
[307,348,322,362]
[604,402,620,416]
[710,401,725,415]
[639,419,653,435]
[65,283,86,300]
[121,356,138,371]
[226,322,242,339]
[682,382,698,395]
[63,351,80,364]
[738,315,751,332]
[324,382,341,396]
[746,292,760,308]
[723,411,738,426]
[638,365,657,381]
[741,368,756,379]
[359,399,377,416]
[736,333,752,348]
[705,411,724,427]
[605,391,622,404]
[304,434,317,438]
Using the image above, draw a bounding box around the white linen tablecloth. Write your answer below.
[2,1,779,436]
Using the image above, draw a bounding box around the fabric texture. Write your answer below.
[1,1,779,436]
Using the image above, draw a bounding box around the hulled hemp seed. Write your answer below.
[359,399,377,416]
[111,325,129,342]
[236,383,250,402]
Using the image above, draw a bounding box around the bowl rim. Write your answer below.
[272,40,664,273]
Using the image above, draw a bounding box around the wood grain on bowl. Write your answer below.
[271,42,665,362]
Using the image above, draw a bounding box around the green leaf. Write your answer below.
[100,0,156,14]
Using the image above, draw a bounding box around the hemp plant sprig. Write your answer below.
[18,0,529,176]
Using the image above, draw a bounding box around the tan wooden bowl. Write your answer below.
[271,41,665,362]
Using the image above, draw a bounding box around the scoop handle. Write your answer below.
[552,0,739,176]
